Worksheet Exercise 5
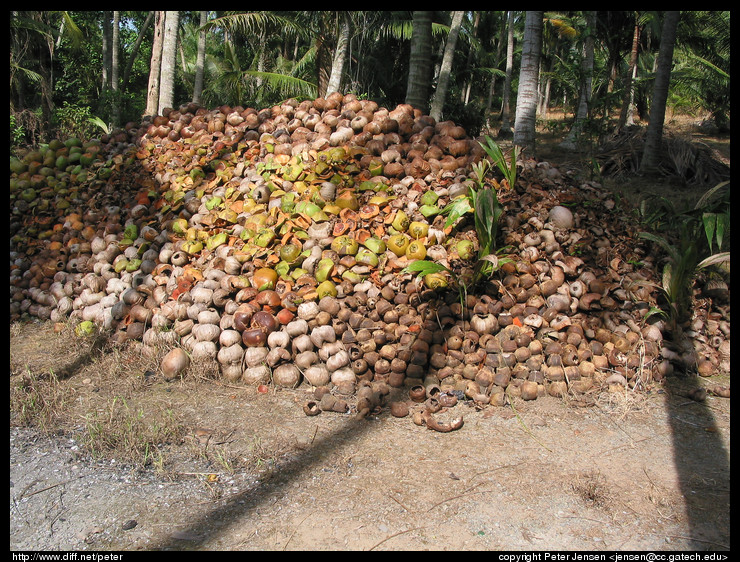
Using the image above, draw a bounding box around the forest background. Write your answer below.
[9,11,731,161]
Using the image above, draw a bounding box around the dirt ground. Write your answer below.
[10,114,730,552]
[7,324,732,551]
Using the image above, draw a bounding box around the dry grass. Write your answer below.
[594,387,655,421]
[10,321,188,469]
[10,367,73,432]
[572,469,612,509]
[81,394,183,469]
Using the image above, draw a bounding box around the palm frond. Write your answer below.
[243,71,317,100]
[204,12,306,40]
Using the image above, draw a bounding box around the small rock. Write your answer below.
[122,519,138,530]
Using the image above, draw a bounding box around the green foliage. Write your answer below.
[478,135,520,189]
[637,181,730,332]
[442,195,474,230]
[402,259,452,279]
[441,136,515,261]
[53,102,102,142]
[9,109,43,151]
[87,116,111,136]
[422,135,517,292]
[9,114,26,150]
[639,229,698,328]
[694,181,729,253]
[671,11,731,129]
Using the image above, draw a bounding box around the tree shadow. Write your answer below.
[662,371,730,550]
[54,332,110,380]
[148,406,389,550]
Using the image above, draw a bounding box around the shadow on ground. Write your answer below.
[149,407,381,550]
[145,371,731,551]
[663,372,730,550]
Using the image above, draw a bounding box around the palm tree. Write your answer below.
[671,11,730,131]
[110,11,120,127]
[158,11,179,114]
[616,11,643,132]
[199,12,315,107]
[430,11,465,122]
[640,11,680,173]
[121,11,154,93]
[192,11,208,104]
[513,11,543,157]
[559,11,597,150]
[10,11,83,136]
[460,11,481,105]
[145,11,165,116]
[498,11,515,137]
[326,11,351,95]
[405,11,434,113]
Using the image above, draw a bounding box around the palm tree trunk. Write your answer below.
[255,31,266,98]
[617,13,641,132]
[430,11,465,122]
[326,12,351,96]
[102,12,110,96]
[538,55,554,118]
[484,12,507,129]
[560,11,597,150]
[498,11,515,136]
[111,11,120,128]
[158,11,179,115]
[405,11,434,113]
[513,11,543,157]
[145,11,165,117]
[192,11,207,104]
[461,11,480,104]
[122,11,153,93]
[640,11,680,173]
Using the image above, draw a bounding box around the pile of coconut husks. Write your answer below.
[10,92,730,430]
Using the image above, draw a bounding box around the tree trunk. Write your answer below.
[102,11,110,95]
[513,11,543,157]
[158,11,179,115]
[617,13,641,132]
[641,11,680,174]
[145,11,165,117]
[484,12,507,129]
[122,11,153,93]
[36,13,55,139]
[537,55,554,118]
[541,71,552,118]
[560,11,597,151]
[498,11,515,136]
[430,11,465,122]
[405,11,434,113]
[461,11,480,104]
[111,11,120,128]
[192,11,207,104]
[315,28,332,98]
[326,12,351,96]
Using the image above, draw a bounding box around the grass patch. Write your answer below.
[10,367,73,432]
[10,320,188,470]
[81,395,185,469]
